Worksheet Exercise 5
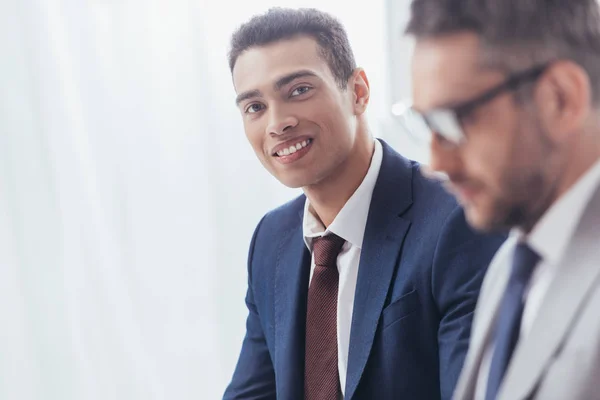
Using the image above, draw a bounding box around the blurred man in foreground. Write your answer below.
[406,0,600,398]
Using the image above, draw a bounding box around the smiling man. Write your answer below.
[223,8,504,400]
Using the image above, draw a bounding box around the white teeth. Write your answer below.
[276,139,311,156]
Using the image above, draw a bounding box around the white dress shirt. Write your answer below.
[474,159,600,399]
[303,139,383,397]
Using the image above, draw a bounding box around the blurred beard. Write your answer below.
[486,119,558,233]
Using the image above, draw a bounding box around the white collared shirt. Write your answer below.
[475,158,600,400]
[303,139,383,397]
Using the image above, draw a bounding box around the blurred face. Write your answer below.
[232,36,364,188]
[411,33,561,232]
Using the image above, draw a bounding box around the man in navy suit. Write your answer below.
[223,8,505,400]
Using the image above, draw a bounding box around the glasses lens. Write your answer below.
[396,106,432,146]
[425,110,464,146]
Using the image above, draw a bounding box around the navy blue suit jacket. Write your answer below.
[224,140,505,399]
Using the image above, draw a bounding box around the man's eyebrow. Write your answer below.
[234,70,318,106]
[417,95,480,113]
[427,99,467,111]
[235,89,262,106]
[274,70,318,91]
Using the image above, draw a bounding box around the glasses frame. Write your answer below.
[409,63,551,148]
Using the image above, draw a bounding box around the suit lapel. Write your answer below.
[454,244,513,399]
[500,184,600,400]
[344,141,413,400]
[274,217,311,400]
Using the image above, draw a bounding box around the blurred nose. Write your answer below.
[266,105,299,136]
[427,134,463,179]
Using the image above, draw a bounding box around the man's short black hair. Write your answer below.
[405,0,600,103]
[229,7,357,89]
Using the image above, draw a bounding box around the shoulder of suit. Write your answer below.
[409,167,461,221]
[257,193,305,232]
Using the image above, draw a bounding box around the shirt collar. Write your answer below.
[515,158,600,265]
[302,139,383,250]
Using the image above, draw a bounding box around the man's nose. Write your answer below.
[428,134,463,178]
[266,107,299,136]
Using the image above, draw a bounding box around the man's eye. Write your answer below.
[457,109,479,127]
[245,103,265,114]
[433,131,454,145]
[291,86,311,97]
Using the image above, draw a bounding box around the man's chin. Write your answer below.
[273,174,311,189]
[273,169,325,190]
[464,206,497,232]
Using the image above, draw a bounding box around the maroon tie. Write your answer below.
[304,234,345,400]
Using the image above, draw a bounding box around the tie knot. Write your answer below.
[313,234,345,267]
[511,242,541,283]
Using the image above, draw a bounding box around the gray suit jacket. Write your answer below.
[454,184,600,400]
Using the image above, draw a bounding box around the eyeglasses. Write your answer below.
[399,63,550,148]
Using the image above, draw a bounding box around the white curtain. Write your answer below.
[0,1,418,399]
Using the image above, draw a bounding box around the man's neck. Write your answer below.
[303,135,375,228]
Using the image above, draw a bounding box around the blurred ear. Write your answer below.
[536,60,591,143]
[350,68,370,115]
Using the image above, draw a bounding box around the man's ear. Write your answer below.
[536,60,591,144]
[351,68,370,115]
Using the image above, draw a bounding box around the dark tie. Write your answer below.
[485,242,541,400]
[304,234,345,400]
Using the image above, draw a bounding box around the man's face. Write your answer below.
[411,33,558,232]
[232,36,361,188]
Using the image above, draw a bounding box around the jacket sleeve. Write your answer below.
[431,206,506,400]
[223,216,276,400]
